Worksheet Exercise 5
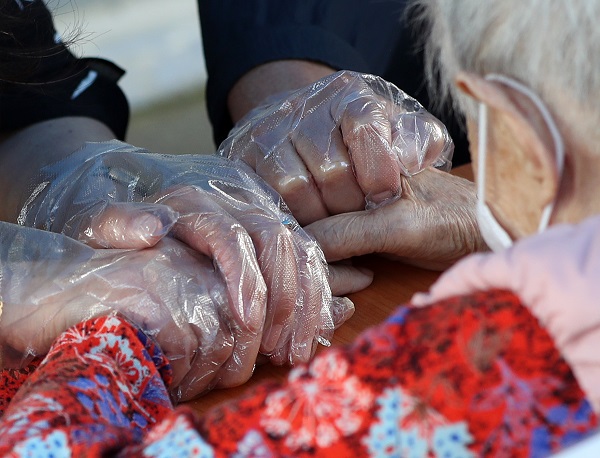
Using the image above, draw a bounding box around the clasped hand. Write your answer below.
[13,141,355,401]
[219,70,454,225]
[219,70,484,273]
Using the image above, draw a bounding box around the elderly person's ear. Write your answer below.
[454,71,561,239]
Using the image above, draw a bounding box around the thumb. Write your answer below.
[79,202,178,249]
[330,296,355,330]
[305,210,387,262]
[327,262,373,296]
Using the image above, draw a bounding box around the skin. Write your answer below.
[228,60,481,278]
[0,115,363,396]
[455,72,600,236]
[0,118,115,222]
[305,71,600,273]
[228,60,337,123]
[0,118,172,249]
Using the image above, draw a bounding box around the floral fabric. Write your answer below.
[0,290,597,457]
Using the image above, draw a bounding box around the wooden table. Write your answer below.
[188,164,474,415]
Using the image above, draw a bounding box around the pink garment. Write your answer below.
[412,214,600,413]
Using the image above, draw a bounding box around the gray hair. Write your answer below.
[417,0,600,138]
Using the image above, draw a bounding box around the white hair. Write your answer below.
[417,0,600,140]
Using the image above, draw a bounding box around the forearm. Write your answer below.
[227,60,337,123]
[0,117,115,222]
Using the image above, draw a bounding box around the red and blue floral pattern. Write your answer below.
[0,290,597,456]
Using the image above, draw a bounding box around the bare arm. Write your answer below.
[227,60,336,123]
[0,117,114,223]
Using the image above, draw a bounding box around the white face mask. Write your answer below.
[476,74,565,251]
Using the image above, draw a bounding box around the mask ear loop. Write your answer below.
[476,101,488,205]
[477,96,513,250]
[484,74,565,232]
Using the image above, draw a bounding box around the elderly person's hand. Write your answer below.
[218,70,454,225]
[0,222,283,401]
[303,168,486,275]
[18,141,361,370]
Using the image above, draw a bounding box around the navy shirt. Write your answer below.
[199,0,470,165]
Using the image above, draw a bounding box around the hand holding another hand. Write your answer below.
[18,141,361,381]
[219,70,454,225]
[0,223,256,401]
[304,168,486,292]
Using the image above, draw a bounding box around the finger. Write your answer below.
[292,121,365,217]
[305,210,386,262]
[207,176,324,360]
[254,141,329,226]
[212,332,263,390]
[233,207,329,365]
[157,188,266,391]
[390,111,454,176]
[285,234,332,364]
[157,186,268,334]
[330,296,355,330]
[150,318,203,393]
[231,210,300,355]
[327,263,374,296]
[79,202,178,249]
[340,95,403,206]
[169,322,235,402]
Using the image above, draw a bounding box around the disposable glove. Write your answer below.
[49,200,179,249]
[218,70,454,225]
[304,168,486,278]
[0,222,260,401]
[19,141,357,371]
[411,215,600,411]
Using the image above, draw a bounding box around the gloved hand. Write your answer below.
[218,70,454,225]
[0,222,274,401]
[60,200,179,249]
[19,141,359,372]
[303,168,486,278]
[411,215,600,411]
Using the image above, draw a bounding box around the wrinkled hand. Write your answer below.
[0,222,263,401]
[218,70,454,225]
[19,141,360,371]
[304,168,485,287]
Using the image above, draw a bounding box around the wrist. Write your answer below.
[227,59,337,123]
[0,117,115,222]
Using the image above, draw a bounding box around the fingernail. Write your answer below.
[135,214,161,237]
[156,207,178,233]
[357,267,374,278]
[365,190,399,209]
[331,296,355,327]
[135,207,178,239]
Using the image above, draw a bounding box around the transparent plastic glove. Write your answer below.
[411,215,600,411]
[0,222,268,401]
[19,140,355,369]
[218,70,454,225]
[54,201,179,249]
[304,168,486,273]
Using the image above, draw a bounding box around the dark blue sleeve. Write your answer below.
[198,0,405,145]
[198,0,470,165]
